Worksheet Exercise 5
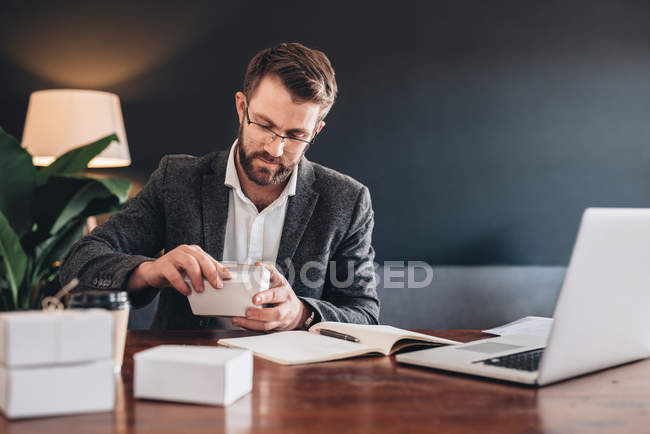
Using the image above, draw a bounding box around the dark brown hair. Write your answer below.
[243,42,338,120]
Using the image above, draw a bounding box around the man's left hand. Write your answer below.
[232,262,309,331]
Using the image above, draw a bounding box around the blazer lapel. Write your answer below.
[276,158,319,273]
[202,151,230,261]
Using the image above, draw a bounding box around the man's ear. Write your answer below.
[235,91,247,124]
[316,120,326,135]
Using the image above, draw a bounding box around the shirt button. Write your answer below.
[199,318,209,328]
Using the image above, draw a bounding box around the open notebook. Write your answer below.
[218,322,460,365]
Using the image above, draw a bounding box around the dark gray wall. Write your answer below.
[2,0,649,265]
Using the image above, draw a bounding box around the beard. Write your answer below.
[237,123,299,186]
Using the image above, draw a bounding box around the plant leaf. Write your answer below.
[50,182,112,234]
[77,195,122,220]
[35,133,118,185]
[0,127,36,236]
[94,177,131,204]
[63,175,131,205]
[34,217,84,283]
[0,210,27,306]
[28,176,88,251]
[49,176,131,234]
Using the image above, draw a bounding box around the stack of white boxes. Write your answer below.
[0,309,115,419]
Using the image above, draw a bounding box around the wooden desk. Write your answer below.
[3,329,650,433]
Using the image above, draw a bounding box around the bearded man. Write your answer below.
[60,42,379,331]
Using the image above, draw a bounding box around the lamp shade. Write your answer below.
[21,89,131,168]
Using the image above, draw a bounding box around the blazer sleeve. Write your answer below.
[59,157,170,307]
[299,186,380,325]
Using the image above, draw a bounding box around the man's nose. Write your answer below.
[264,136,285,157]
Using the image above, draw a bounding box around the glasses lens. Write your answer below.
[285,138,308,151]
[248,122,309,154]
[250,123,275,144]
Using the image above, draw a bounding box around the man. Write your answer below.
[60,42,379,331]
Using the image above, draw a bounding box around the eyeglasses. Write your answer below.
[245,106,315,154]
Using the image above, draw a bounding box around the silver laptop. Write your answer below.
[396,208,650,386]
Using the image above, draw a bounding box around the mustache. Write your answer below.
[250,151,284,165]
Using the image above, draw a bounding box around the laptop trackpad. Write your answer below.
[456,342,523,354]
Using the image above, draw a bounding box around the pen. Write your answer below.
[318,329,360,343]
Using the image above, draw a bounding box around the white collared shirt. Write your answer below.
[222,140,298,264]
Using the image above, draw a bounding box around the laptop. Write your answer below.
[396,208,650,386]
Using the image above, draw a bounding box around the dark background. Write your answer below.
[2,0,649,265]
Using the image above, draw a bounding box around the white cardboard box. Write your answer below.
[0,310,113,367]
[0,359,115,419]
[134,345,253,406]
[186,264,270,317]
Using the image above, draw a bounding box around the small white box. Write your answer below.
[186,264,270,317]
[0,309,113,367]
[0,359,115,419]
[134,345,253,406]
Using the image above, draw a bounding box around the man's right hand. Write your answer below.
[126,244,231,296]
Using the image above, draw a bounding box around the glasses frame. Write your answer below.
[244,105,317,150]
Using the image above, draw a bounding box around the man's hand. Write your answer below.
[232,262,309,331]
[127,244,231,296]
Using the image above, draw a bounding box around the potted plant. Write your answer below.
[0,127,131,310]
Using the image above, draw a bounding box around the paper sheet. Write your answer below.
[483,316,553,340]
[219,331,370,365]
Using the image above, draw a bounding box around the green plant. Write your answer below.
[0,127,131,310]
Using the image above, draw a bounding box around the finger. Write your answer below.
[216,261,232,280]
[185,245,231,283]
[245,303,289,322]
[254,261,285,287]
[187,250,220,289]
[232,317,281,331]
[174,253,204,293]
[253,286,289,305]
[189,244,231,280]
[163,267,192,296]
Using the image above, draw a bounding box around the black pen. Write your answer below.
[318,329,360,343]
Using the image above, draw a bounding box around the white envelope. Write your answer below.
[186,264,271,317]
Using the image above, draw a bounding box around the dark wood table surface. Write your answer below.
[2,329,650,433]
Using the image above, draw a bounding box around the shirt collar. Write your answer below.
[224,139,298,197]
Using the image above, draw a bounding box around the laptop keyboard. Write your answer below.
[477,348,545,372]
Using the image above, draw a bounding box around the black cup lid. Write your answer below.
[68,290,130,309]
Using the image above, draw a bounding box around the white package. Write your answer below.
[134,345,253,406]
[0,359,115,419]
[0,309,113,367]
[186,264,270,317]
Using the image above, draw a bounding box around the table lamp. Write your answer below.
[21,89,131,167]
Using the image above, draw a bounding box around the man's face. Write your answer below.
[236,75,324,186]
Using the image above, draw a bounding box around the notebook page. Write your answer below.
[218,331,374,365]
[310,322,459,354]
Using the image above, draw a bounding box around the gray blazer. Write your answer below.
[60,150,380,330]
